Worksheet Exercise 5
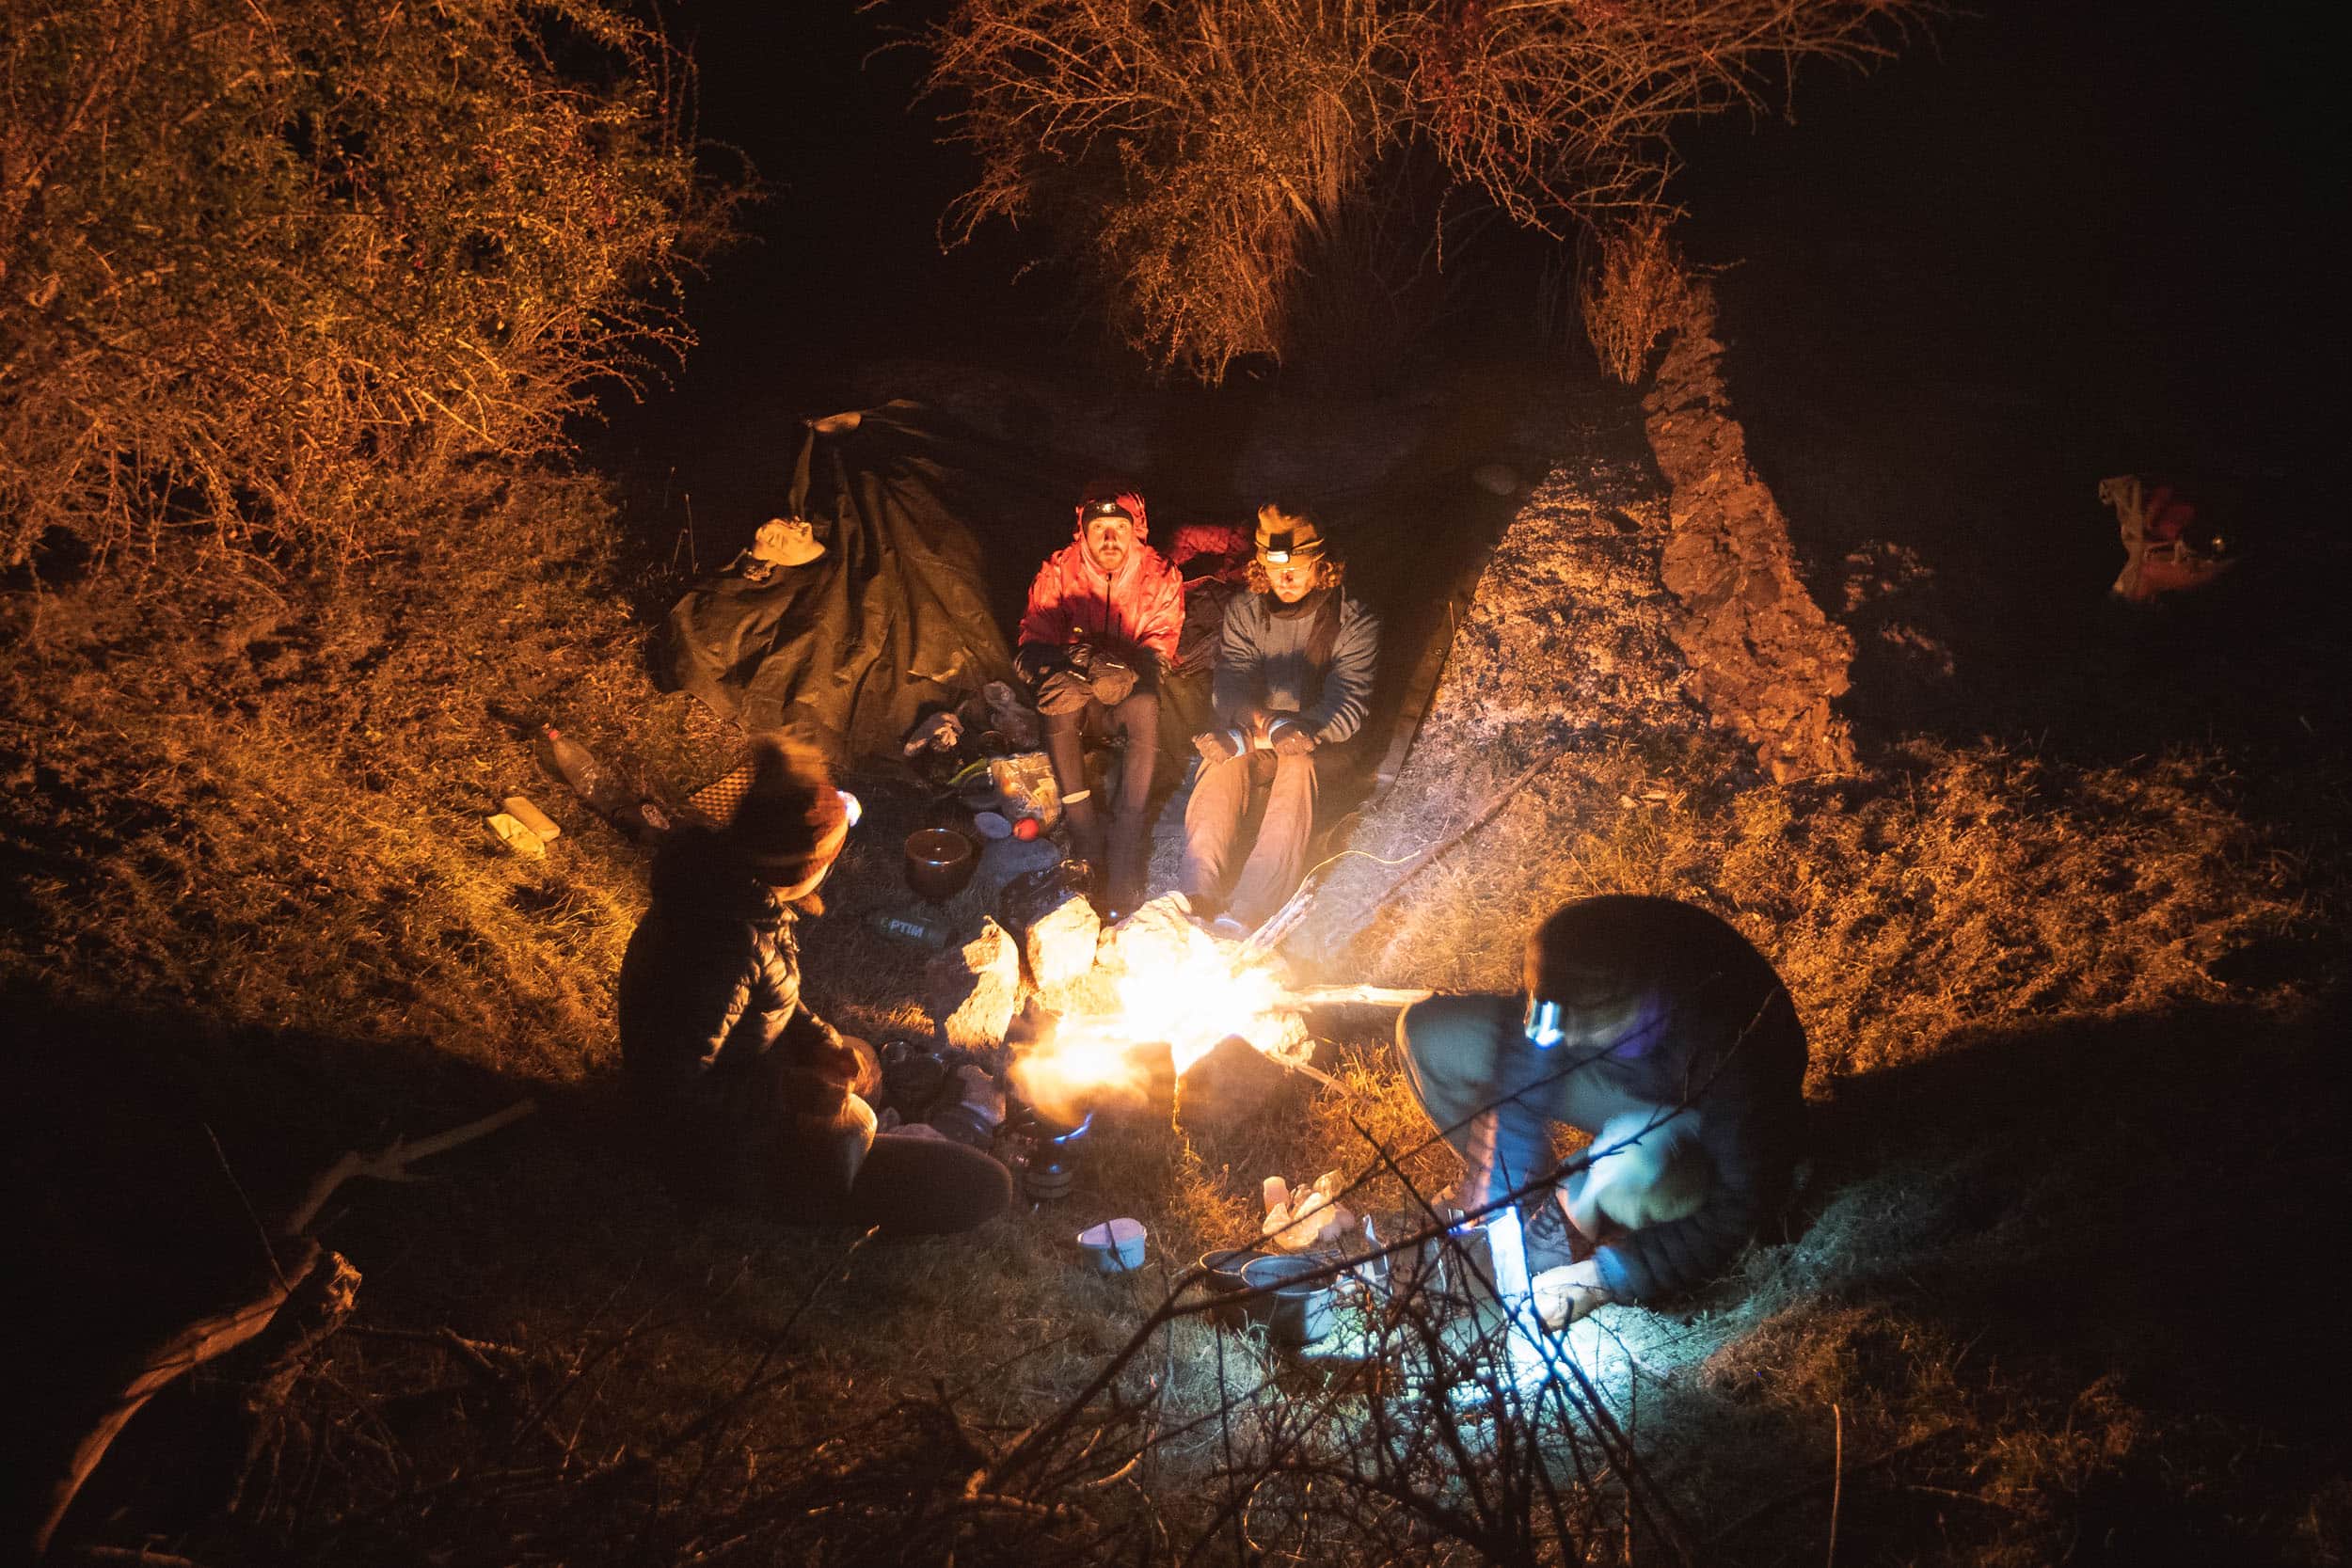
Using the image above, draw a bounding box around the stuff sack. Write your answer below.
[2101,474,2236,603]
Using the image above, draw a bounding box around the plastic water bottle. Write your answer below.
[867,909,954,949]
[545,726,625,816]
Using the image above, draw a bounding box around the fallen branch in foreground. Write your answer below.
[34,1238,324,1557]
[283,1098,539,1236]
[35,1101,538,1559]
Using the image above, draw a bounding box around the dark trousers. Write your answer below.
[662,1052,1014,1239]
[1041,689,1160,908]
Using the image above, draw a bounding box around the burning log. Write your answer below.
[1022,892,1100,993]
[1002,894,1440,1129]
[1009,895,1314,1123]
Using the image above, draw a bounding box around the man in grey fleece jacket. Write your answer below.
[1397,895,1808,1325]
[1181,504,1380,928]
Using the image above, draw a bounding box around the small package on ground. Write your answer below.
[990,752,1062,832]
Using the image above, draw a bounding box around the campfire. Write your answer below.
[1008,895,1315,1124]
[924,882,1428,1133]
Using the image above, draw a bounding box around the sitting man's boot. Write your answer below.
[1061,792,1106,880]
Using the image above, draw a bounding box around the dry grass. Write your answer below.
[1343,728,2322,1085]
[1,0,735,571]
[1579,219,1699,386]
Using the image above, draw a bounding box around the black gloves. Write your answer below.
[1089,657,1139,706]
[1035,669,1093,716]
[1028,642,1142,715]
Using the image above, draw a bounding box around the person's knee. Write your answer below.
[966,1155,1015,1227]
[1115,689,1159,739]
[1187,754,1249,808]
[852,1138,1013,1236]
[1398,994,1509,1085]
[1268,752,1319,804]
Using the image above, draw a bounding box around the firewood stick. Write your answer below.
[1278,984,1437,1008]
[281,1099,537,1237]
[1277,1055,1344,1092]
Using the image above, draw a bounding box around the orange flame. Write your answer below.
[1009,900,1307,1123]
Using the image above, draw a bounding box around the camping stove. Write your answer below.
[1015,1106,1095,1202]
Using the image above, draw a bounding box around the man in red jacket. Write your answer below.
[1016,482,1184,915]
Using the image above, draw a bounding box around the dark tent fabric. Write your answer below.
[658,402,1073,764]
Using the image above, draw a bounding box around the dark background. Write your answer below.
[628,0,2339,419]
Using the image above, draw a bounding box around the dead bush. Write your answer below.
[1579,218,1697,385]
[0,0,738,574]
[918,0,1927,381]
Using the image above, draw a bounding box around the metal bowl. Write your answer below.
[1200,1247,1263,1293]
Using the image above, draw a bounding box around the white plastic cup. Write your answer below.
[1077,1217,1148,1273]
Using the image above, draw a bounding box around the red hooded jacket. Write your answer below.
[1016,535,1184,674]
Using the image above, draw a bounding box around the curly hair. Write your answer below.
[1246,551,1345,595]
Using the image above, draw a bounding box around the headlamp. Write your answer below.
[1522,996,1565,1050]
[837,789,862,828]
[1083,499,1132,523]
[1256,528,1324,565]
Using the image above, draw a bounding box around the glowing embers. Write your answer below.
[1009,895,1311,1126]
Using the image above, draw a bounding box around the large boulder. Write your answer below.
[927,917,1022,1051]
[1023,893,1101,994]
